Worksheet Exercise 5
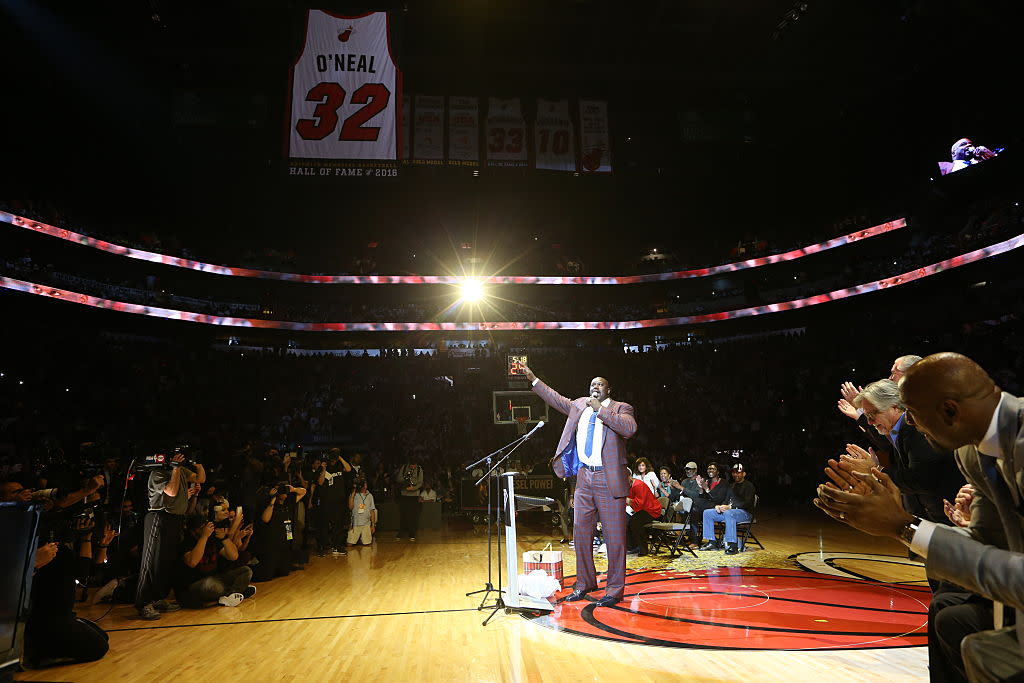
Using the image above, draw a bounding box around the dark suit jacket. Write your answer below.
[532,379,636,499]
[887,420,966,523]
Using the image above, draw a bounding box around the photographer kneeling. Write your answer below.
[175,516,255,608]
[1,480,110,668]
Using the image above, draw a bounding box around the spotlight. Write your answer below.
[460,279,485,302]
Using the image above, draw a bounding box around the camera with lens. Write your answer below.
[136,444,199,471]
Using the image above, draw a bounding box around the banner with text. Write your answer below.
[448,96,479,167]
[485,97,528,168]
[534,98,576,172]
[412,95,445,165]
[578,99,612,174]
[286,10,402,180]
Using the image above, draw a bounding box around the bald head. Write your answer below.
[900,353,1001,451]
[589,376,612,402]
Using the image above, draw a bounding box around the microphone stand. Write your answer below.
[478,432,536,626]
[464,431,531,607]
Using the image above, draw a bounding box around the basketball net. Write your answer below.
[515,416,529,435]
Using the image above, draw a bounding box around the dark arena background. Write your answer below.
[2,1,1021,681]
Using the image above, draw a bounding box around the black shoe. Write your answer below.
[699,541,720,551]
[725,542,739,555]
[560,587,594,602]
[594,595,620,607]
[559,537,570,544]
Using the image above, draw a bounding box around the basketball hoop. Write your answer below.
[515,416,529,435]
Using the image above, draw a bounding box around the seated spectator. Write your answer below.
[670,461,703,520]
[632,457,659,495]
[700,463,756,555]
[690,461,730,538]
[347,477,377,546]
[175,516,255,608]
[419,481,438,503]
[626,471,663,557]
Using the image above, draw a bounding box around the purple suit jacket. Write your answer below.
[532,379,636,499]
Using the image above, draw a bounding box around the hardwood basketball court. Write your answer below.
[14,510,930,682]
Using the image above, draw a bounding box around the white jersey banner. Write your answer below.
[485,97,528,168]
[578,99,612,174]
[412,95,444,164]
[287,10,402,178]
[448,96,479,166]
[534,98,576,172]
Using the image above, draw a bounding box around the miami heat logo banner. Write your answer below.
[486,98,528,168]
[286,10,402,179]
[412,95,444,164]
[579,100,612,174]
[534,99,576,172]
[448,96,479,166]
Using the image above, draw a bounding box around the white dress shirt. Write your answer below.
[577,398,611,467]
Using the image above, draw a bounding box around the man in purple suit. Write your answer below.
[523,364,637,606]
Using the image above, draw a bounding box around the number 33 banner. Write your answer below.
[486,98,528,168]
[287,10,402,177]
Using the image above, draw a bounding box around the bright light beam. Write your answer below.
[459,278,485,302]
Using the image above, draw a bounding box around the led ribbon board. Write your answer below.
[1,211,905,285]
[3,232,1020,331]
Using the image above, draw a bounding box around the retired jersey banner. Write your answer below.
[412,95,444,165]
[579,99,612,174]
[534,98,576,172]
[286,10,402,179]
[448,96,479,166]
[486,97,528,168]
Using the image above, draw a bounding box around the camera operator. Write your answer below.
[1,481,111,668]
[251,482,306,582]
[135,453,195,620]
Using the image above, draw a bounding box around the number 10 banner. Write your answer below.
[534,98,576,172]
[286,10,402,179]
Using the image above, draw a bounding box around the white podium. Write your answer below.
[498,472,555,612]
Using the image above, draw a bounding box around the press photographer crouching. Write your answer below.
[174,515,256,608]
[1,478,110,669]
[135,449,204,620]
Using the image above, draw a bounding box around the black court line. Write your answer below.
[104,607,479,632]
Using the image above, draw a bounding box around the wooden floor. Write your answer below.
[15,509,930,682]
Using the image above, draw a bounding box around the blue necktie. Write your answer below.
[584,410,597,458]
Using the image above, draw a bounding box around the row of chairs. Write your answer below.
[645,495,763,558]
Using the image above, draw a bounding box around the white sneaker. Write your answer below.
[218,592,244,607]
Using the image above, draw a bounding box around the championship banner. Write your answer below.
[485,97,528,168]
[412,95,444,165]
[401,95,411,163]
[578,99,612,174]
[286,10,402,179]
[448,96,479,167]
[534,98,575,172]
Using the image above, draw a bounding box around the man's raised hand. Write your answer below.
[522,364,536,383]
[840,381,863,404]
[837,398,859,421]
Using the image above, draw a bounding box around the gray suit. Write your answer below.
[925,392,1024,680]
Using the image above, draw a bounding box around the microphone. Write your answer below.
[523,420,545,439]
